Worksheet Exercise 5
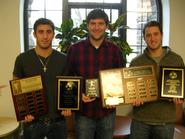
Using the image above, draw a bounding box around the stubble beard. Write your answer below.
[90,33,105,42]
[38,42,52,50]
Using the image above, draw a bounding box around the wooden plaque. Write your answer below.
[9,75,47,121]
[123,65,158,104]
[99,68,124,107]
[160,67,184,99]
[99,65,158,107]
[57,76,82,110]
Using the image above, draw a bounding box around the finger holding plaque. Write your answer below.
[99,68,124,107]
[85,79,99,98]
[160,67,184,99]
[57,76,82,110]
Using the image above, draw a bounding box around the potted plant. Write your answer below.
[55,19,86,53]
[55,14,132,60]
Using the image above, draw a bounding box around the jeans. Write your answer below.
[130,119,174,139]
[75,111,116,139]
[23,118,67,139]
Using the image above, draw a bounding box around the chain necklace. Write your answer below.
[36,54,52,72]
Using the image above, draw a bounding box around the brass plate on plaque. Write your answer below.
[57,76,82,110]
[9,75,47,121]
[85,79,99,98]
[99,65,158,107]
[160,67,184,99]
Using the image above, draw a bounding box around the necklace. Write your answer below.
[37,54,51,72]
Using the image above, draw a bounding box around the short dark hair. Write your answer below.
[33,18,55,32]
[87,9,109,25]
[143,21,162,36]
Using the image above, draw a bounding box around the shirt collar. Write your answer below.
[85,37,107,49]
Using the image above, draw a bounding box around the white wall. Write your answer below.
[0,0,185,117]
[0,0,20,117]
[169,0,185,62]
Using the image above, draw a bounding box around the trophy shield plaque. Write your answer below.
[99,68,125,107]
[57,76,82,110]
[85,79,99,98]
[9,75,47,121]
[123,65,158,104]
[99,65,158,107]
[160,67,184,99]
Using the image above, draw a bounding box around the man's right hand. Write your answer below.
[82,93,96,103]
[132,99,144,107]
[24,114,35,123]
[61,110,72,117]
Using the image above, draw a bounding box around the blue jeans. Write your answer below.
[130,119,174,139]
[75,111,116,139]
[23,119,67,139]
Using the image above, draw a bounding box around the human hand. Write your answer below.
[61,110,72,117]
[24,114,35,123]
[82,93,96,103]
[106,105,116,109]
[132,99,144,107]
[172,98,184,104]
[0,85,6,92]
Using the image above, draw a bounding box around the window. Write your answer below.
[126,0,161,65]
[24,0,162,66]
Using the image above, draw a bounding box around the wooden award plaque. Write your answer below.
[57,76,82,110]
[123,65,158,104]
[9,75,47,121]
[99,65,158,107]
[160,67,184,99]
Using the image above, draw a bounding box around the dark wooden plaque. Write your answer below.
[9,75,47,121]
[99,65,158,107]
[57,76,82,110]
[160,67,184,99]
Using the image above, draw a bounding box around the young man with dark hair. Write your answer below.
[130,20,184,139]
[13,18,67,139]
[65,9,125,139]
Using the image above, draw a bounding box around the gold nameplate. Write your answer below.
[85,79,99,98]
[10,76,43,95]
[57,76,82,110]
[99,65,158,107]
[161,67,184,99]
[9,75,47,121]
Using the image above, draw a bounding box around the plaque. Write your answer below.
[85,79,99,98]
[99,68,125,107]
[123,65,158,104]
[9,75,47,121]
[57,76,82,110]
[160,67,184,99]
[99,65,158,107]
